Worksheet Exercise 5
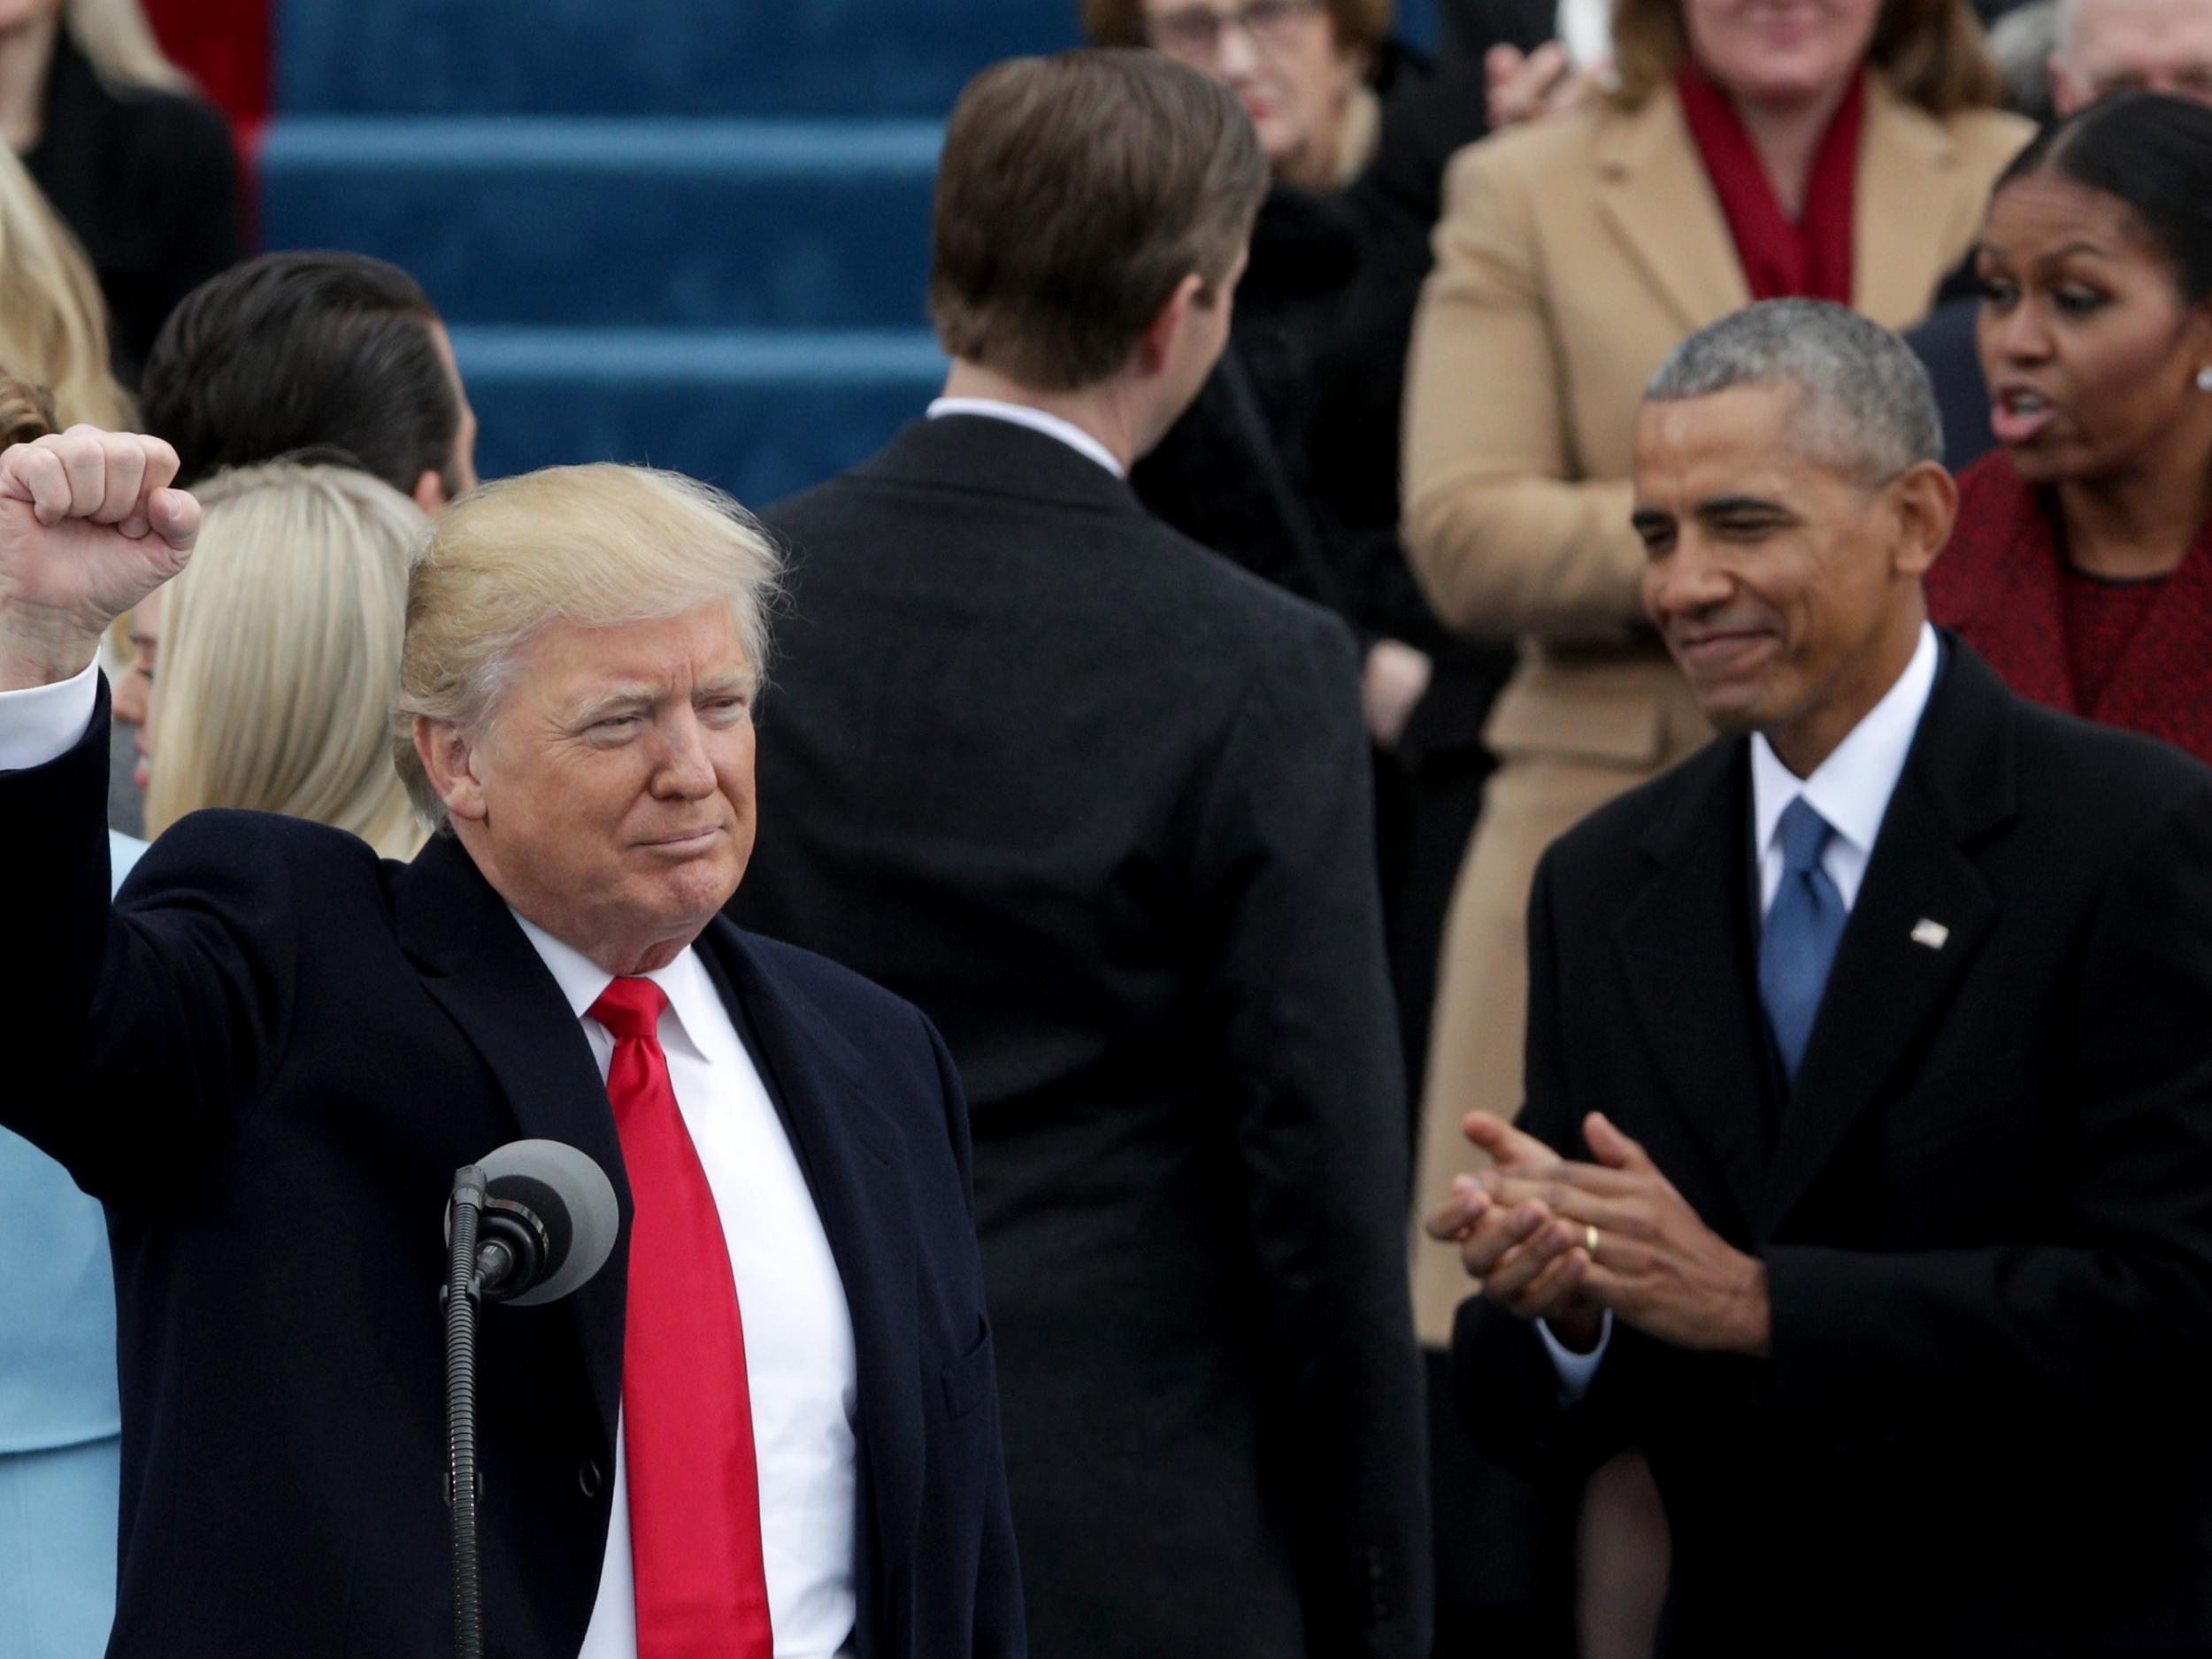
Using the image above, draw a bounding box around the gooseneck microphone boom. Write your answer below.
[442,1141,618,1659]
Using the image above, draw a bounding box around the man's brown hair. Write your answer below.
[929,49,1270,391]
[1610,0,2004,116]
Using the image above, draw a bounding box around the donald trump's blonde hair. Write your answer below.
[394,464,783,828]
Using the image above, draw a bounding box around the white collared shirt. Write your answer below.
[513,915,860,1659]
[1541,624,1941,1399]
[0,655,99,770]
[926,396,1126,478]
[1748,622,1941,918]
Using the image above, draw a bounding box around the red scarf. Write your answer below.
[1677,63,1866,303]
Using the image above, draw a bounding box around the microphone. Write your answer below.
[449,1139,620,1306]
[441,1140,618,1659]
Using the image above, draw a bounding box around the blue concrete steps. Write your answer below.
[277,0,1080,117]
[269,0,1437,503]
[450,326,945,509]
[260,119,941,329]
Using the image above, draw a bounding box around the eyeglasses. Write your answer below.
[1143,0,1323,61]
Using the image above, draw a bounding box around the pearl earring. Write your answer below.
[2198,367,2212,392]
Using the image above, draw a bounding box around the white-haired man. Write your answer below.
[2052,0,2212,113]
[0,428,1024,1658]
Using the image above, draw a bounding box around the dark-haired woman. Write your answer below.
[1935,90,2212,765]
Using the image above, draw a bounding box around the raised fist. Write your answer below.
[0,426,201,689]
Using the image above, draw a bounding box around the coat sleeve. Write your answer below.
[2,688,298,1203]
[1763,779,2212,1429]
[1448,844,1641,1477]
[1187,611,1432,1659]
[1401,140,1644,639]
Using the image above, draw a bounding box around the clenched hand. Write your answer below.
[0,426,200,690]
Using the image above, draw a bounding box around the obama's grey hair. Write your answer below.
[1644,299,1945,485]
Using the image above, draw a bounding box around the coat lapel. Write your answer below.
[1760,644,2017,1235]
[1851,81,1971,327]
[395,833,634,1446]
[697,920,923,1643]
[1594,89,1750,338]
[1615,742,1775,1235]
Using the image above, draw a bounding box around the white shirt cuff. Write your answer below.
[0,657,99,772]
[1539,1310,1613,1403]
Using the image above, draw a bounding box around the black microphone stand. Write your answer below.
[443,1164,490,1659]
[441,1144,608,1659]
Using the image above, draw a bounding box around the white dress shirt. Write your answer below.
[0,664,862,1658]
[1541,624,1941,1397]
[0,656,99,771]
[926,396,1125,478]
[515,917,860,1659]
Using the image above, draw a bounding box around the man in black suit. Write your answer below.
[731,49,1429,1659]
[0,433,1021,1655]
[1426,300,2212,1655]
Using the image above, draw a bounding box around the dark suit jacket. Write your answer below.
[3,687,1022,1659]
[26,34,243,386]
[1452,641,2212,1656]
[1435,0,1554,64]
[732,415,1432,1659]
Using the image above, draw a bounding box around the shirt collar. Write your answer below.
[1750,622,1939,864]
[926,396,1127,479]
[508,910,735,1066]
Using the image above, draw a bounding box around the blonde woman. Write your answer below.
[143,463,429,859]
[0,139,130,428]
[1,0,242,378]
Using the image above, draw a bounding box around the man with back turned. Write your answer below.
[733,47,1430,1659]
[1427,299,2212,1656]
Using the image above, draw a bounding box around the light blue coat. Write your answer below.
[0,833,142,1653]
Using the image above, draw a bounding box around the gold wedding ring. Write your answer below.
[1585,1224,1601,1260]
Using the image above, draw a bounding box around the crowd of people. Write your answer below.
[2,0,2211,1656]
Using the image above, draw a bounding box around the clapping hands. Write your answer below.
[1424,1110,1772,1357]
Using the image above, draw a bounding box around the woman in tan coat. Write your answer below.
[1405,0,2029,1341]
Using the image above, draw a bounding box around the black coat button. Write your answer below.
[578,1457,604,1499]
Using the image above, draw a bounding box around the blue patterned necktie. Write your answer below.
[1759,796,1846,1082]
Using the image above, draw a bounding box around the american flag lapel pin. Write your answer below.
[1909,918,1949,950]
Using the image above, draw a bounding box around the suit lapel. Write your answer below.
[1594,89,1750,338]
[1615,742,1774,1234]
[1761,644,2017,1235]
[395,834,634,1447]
[1851,81,1968,326]
[697,920,924,1623]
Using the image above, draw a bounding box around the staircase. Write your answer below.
[257,0,1080,508]
[257,0,1440,507]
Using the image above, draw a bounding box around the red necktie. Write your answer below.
[589,976,775,1659]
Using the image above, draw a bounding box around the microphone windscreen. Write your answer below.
[477,1139,620,1306]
